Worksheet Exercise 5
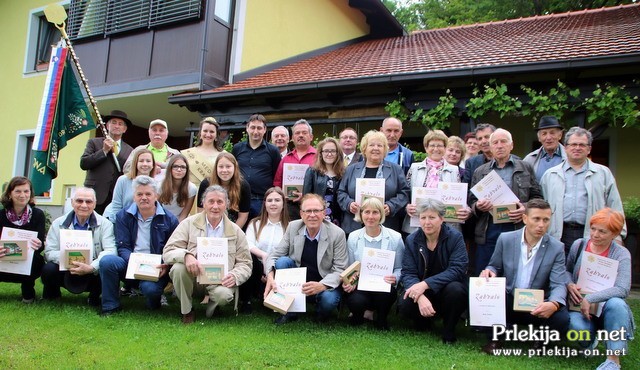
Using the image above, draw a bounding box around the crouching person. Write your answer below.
[99,176,178,316]
[163,185,252,324]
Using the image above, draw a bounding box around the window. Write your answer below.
[24,6,65,73]
[67,0,203,40]
[15,131,35,178]
[214,0,232,24]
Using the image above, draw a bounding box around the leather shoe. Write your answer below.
[274,314,298,325]
[181,310,195,324]
[482,341,502,355]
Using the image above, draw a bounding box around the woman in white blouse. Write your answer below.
[240,187,290,312]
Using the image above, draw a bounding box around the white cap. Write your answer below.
[149,119,167,129]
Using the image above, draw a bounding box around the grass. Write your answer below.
[1,282,638,369]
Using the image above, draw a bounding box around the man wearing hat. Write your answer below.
[80,110,134,215]
[41,187,116,306]
[123,119,180,180]
[523,116,567,182]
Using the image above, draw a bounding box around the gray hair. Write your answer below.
[293,119,312,135]
[202,185,229,208]
[272,125,289,138]
[475,123,497,134]
[132,175,159,194]
[382,117,403,128]
[73,187,97,201]
[416,198,446,218]
[490,128,513,144]
[564,127,592,146]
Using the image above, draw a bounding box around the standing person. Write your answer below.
[271,125,290,158]
[399,199,469,344]
[463,132,479,164]
[232,114,282,219]
[123,119,180,178]
[159,154,197,222]
[0,177,46,303]
[402,131,469,235]
[381,117,414,174]
[99,176,178,316]
[462,123,496,183]
[468,128,542,275]
[41,188,116,306]
[524,116,566,182]
[338,130,410,235]
[344,197,404,330]
[197,153,251,229]
[80,110,133,215]
[339,127,361,166]
[541,127,625,254]
[565,208,633,370]
[273,119,317,220]
[264,194,348,325]
[480,199,568,354]
[444,135,467,180]
[241,187,290,313]
[302,137,345,226]
[181,117,223,188]
[163,186,252,324]
[103,149,155,223]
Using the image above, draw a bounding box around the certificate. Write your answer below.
[439,182,468,223]
[357,247,395,293]
[576,251,619,293]
[283,163,309,199]
[469,277,506,327]
[410,187,441,227]
[275,267,307,313]
[197,237,229,284]
[355,178,385,205]
[59,229,93,271]
[470,170,519,205]
[125,253,162,281]
[0,227,37,276]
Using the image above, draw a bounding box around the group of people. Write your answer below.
[0,112,632,369]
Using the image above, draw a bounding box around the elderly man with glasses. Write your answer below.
[263,193,348,325]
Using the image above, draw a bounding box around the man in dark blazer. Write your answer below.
[80,110,133,215]
[479,199,569,354]
[264,194,348,325]
[339,127,362,166]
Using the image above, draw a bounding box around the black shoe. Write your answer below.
[100,306,121,317]
[442,337,457,345]
[349,315,364,326]
[240,301,253,314]
[87,296,101,307]
[274,314,298,325]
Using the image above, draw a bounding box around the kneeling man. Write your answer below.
[264,194,348,324]
[163,185,252,324]
[99,176,178,315]
[480,199,568,353]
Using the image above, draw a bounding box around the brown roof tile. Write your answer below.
[209,4,640,94]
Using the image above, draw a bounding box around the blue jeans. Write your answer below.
[99,255,169,311]
[569,297,632,352]
[274,256,341,318]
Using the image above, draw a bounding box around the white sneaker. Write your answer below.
[160,295,169,307]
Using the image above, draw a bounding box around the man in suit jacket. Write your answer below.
[479,199,569,354]
[339,127,362,166]
[80,110,133,215]
[264,194,348,325]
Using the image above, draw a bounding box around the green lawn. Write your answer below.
[1,282,638,369]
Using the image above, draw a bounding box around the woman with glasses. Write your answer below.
[402,130,470,234]
[337,130,410,236]
[103,149,155,222]
[197,152,250,229]
[0,177,46,303]
[302,137,345,226]
[159,154,197,222]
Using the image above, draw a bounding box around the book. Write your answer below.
[199,264,225,285]
[0,240,28,261]
[263,291,295,314]
[0,228,37,276]
[492,204,517,224]
[59,229,93,271]
[568,292,603,317]
[340,261,361,286]
[134,263,161,282]
[63,249,91,269]
[513,288,544,312]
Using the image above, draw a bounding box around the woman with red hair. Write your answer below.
[565,208,633,370]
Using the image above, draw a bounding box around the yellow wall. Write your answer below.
[240,0,369,72]
[1,0,93,207]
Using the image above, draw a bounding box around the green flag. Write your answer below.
[31,54,96,196]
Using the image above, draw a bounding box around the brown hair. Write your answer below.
[210,152,243,212]
[313,137,345,179]
[127,149,155,179]
[196,117,222,151]
[1,176,36,209]
[159,154,190,207]
[249,187,290,240]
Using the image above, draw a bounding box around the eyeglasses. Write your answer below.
[340,136,357,140]
[428,144,445,149]
[566,143,590,149]
[172,165,188,170]
[300,209,324,215]
[321,150,337,155]
[74,199,95,205]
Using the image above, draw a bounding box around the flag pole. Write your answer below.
[44,5,121,172]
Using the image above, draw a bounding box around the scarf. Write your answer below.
[424,158,444,188]
[6,204,32,226]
